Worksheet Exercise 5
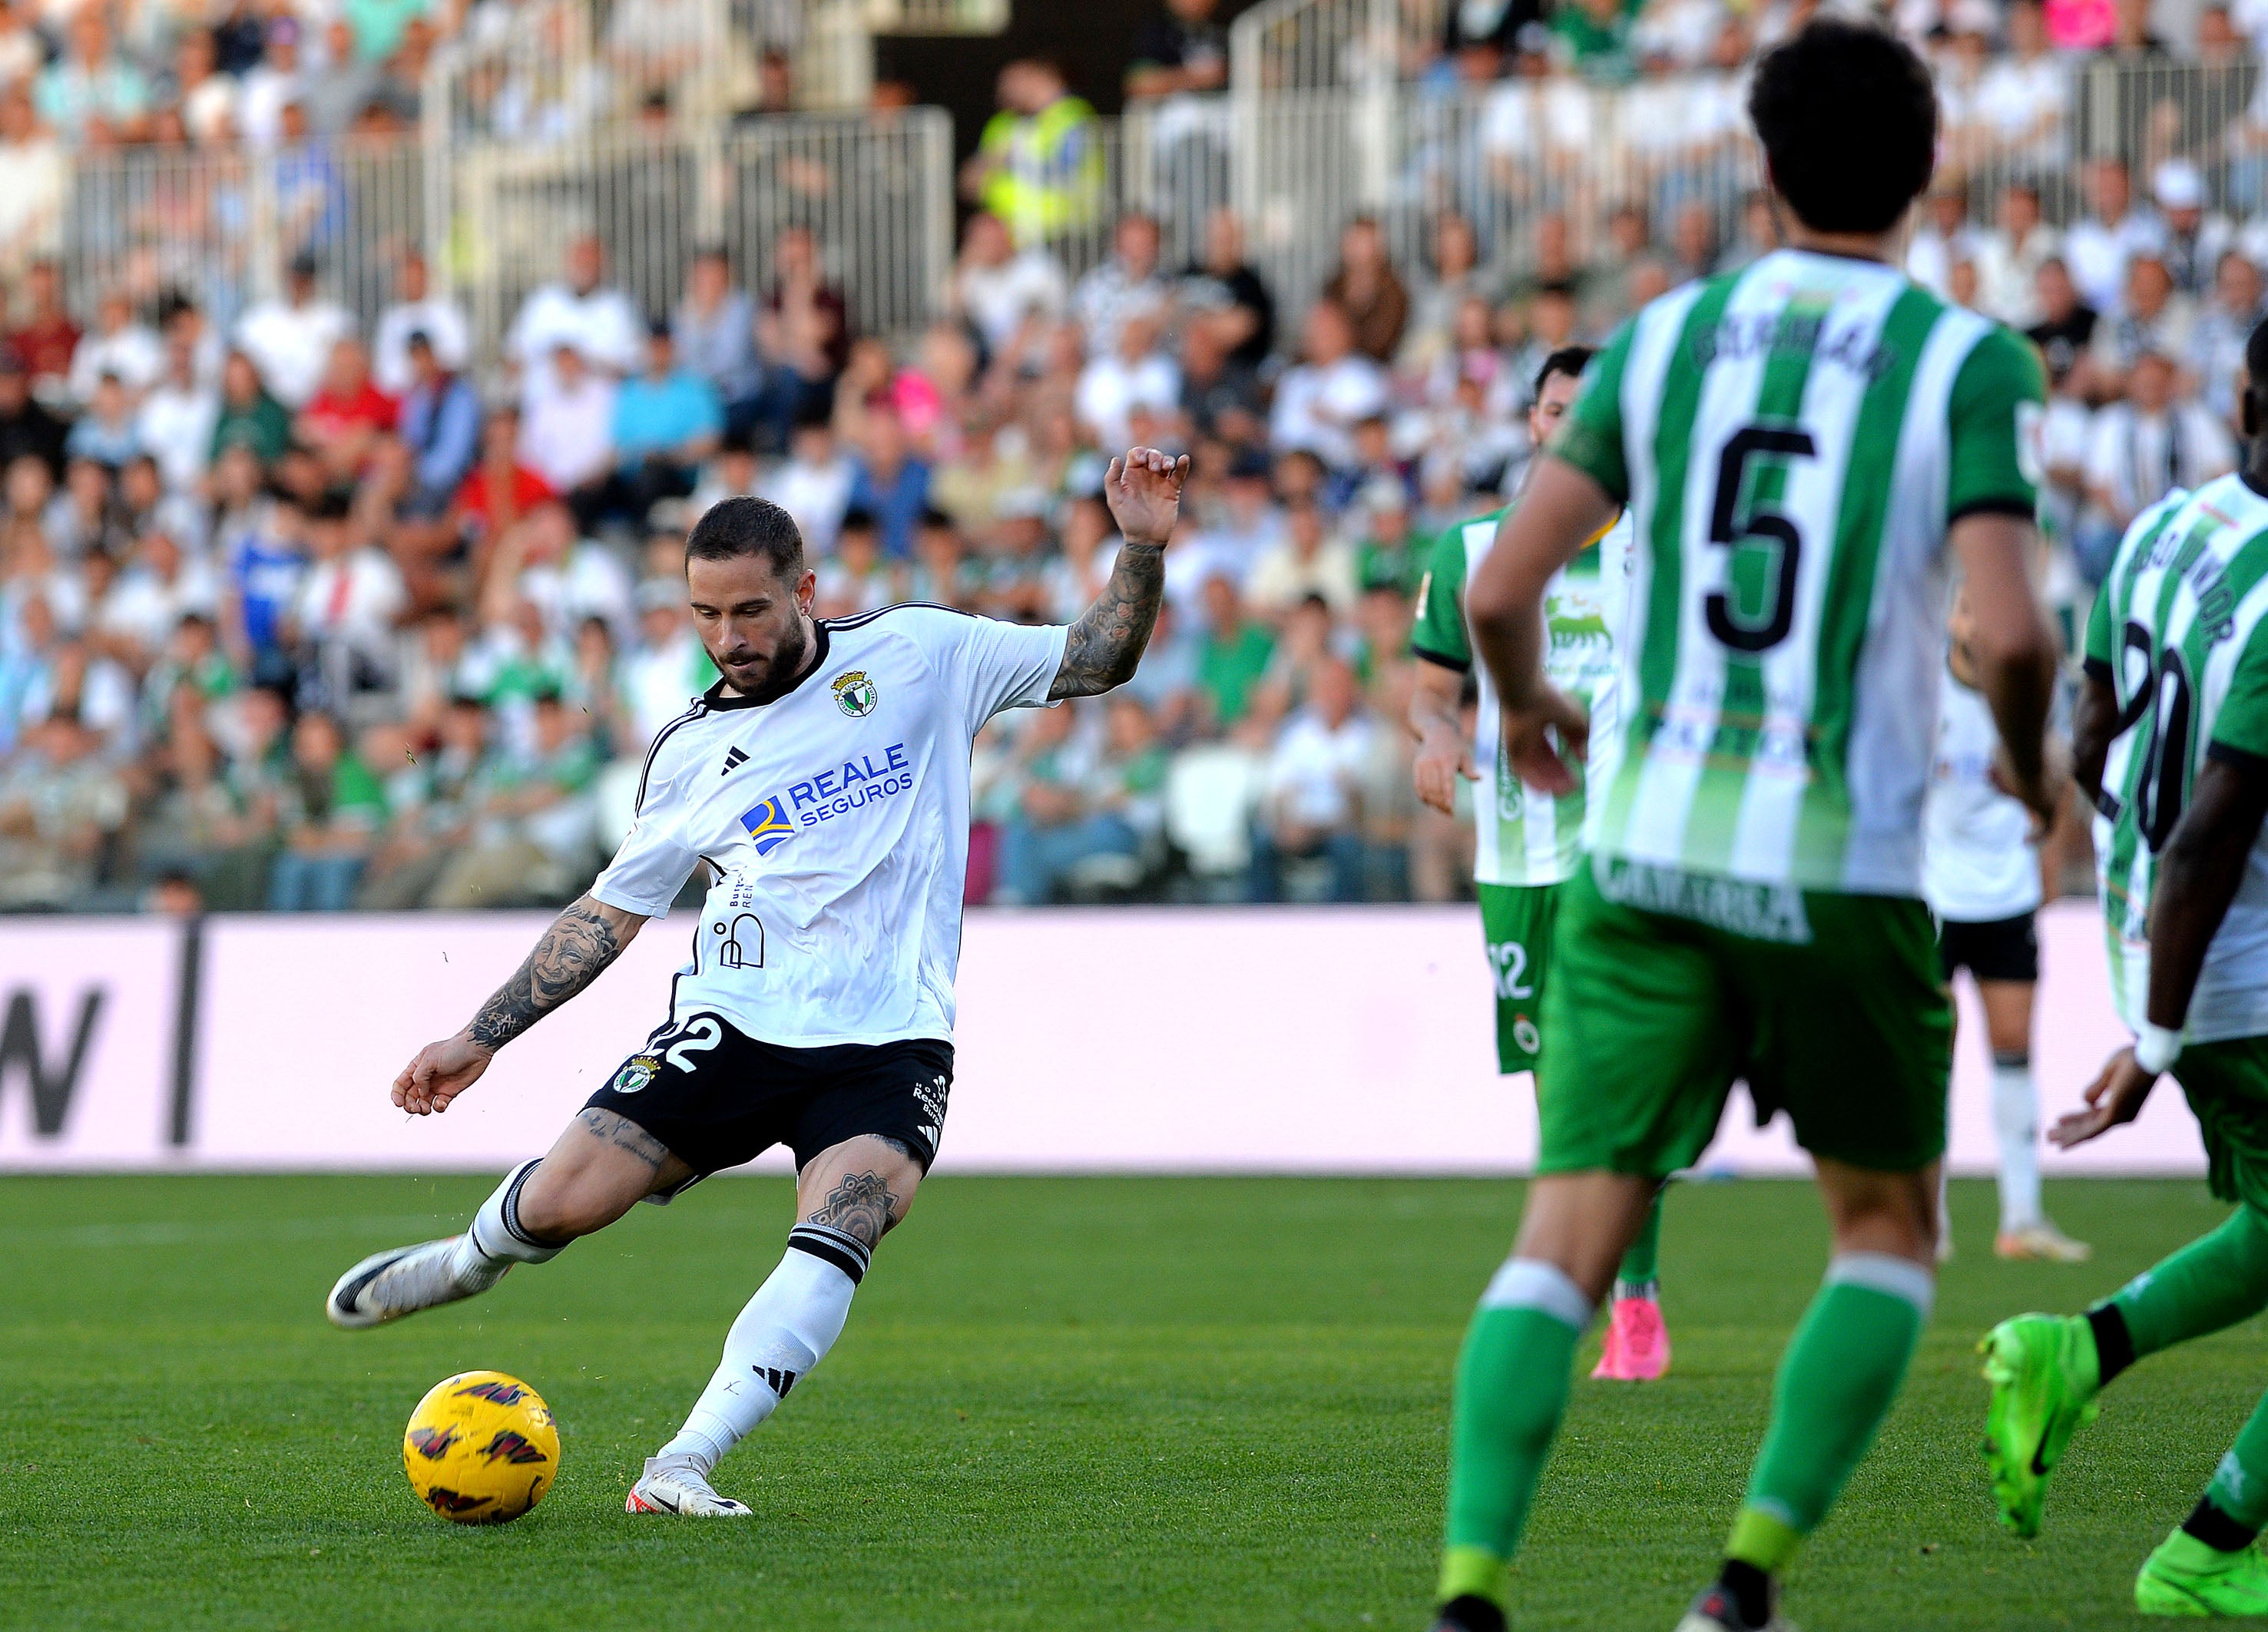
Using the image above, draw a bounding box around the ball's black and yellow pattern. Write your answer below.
[402,1371,559,1524]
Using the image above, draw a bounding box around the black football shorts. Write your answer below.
[584,1011,954,1187]
[1936,910,2039,985]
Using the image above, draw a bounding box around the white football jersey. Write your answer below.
[1922,671,2041,923]
[592,604,1068,1047]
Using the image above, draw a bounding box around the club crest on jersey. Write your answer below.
[610,1054,661,1095]
[740,795,796,856]
[831,670,879,717]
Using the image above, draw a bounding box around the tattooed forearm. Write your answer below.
[808,1169,900,1247]
[1050,542,1167,699]
[575,1107,669,1170]
[465,895,638,1051]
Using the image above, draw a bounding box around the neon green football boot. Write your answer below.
[1978,1313,2102,1538]
[2136,1531,2268,1617]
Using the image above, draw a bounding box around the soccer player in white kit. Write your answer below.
[1925,587,2090,1261]
[323,450,1189,1517]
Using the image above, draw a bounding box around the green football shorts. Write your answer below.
[1478,881,1557,1074]
[2171,1036,2268,1217]
[1536,859,1953,1178]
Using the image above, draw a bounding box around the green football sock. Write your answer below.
[1615,1187,1665,1296]
[2109,1205,2268,1362]
[1729,1253,1932,1571]
[2207,1393,2268,1532]
[1439,1260,1594,1608]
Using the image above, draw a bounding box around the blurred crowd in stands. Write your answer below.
[0,0,2261,911]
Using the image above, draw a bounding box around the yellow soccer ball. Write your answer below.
[402,1371,560,1524]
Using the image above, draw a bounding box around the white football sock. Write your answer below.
[454,1158,565,1279]
[1992,1051,2043,1233]
[657,1223,870,1474]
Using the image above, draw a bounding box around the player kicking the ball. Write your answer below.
[1409,346,1673,1382]
[325,450,1187,1518]
[1432,21,2060,1631]
[1982,319,2268,1617]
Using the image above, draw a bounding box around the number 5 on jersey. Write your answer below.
[1707,425,1818,654]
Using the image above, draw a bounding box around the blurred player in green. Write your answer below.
[1409,346,1672,1382]
[1429,20,2060,1630]
[1982,316,2268,1617]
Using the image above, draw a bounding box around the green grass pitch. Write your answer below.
[2,1174,2261,1630]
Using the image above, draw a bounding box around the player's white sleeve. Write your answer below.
[590,743,700,918]
[902,606,1070,729]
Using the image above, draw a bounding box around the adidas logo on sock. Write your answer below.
[720,746,750,776]
[754,1366,798,1397]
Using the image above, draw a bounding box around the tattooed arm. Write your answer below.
[392,894,647,1116]
[1049,446,1190,700]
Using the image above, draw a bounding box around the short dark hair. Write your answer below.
[1749,20,1935,235]
[1535,345,1595,396]
[685,496,805,580]
[2243,316,2268,423]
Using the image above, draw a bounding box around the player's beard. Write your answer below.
[722,614,813,706]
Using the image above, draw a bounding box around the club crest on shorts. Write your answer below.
[831,670,879,717]
[611,1054,661,1095]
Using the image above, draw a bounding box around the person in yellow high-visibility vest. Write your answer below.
[959,59,1104,248]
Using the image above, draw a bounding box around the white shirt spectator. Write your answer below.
[1479,76,1594,173]
[2065,207,2166,316]
[956,248,1068,353]
[521,541,636,646]
[1269,353,1388,469]
[236,62,302,148]
[68,321,163,404]
[518,367,617,493]
[1070,261,1170,362]
[1267,704,1376,829]
[2086,398,2237,521]
[506,281,644,401]
[1974,51,2070,170]
[1075,349,1180,450]
[98,552,220,659]
[234,296,354,409]
[372,296,472,396]
[134,379,220,494]
[293,545,408,654]
[760,451,855,557]
[1974,221,2062,329]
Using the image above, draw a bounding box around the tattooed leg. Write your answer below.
[654,1134,925,1479]
[796,1134,925,1247]
[512,1107,697,1242]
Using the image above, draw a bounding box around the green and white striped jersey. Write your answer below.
[2086,472,2268,1043]
[1554,247,2045,897]
[1410,505,1632,885]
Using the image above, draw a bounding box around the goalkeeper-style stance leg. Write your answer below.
[1982,1201,2268,1614]
[632,1134,922,1518]
[327,1110,689,1328]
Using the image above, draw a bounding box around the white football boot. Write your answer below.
[325,1236,507,1329]
[626,1456,753,1517]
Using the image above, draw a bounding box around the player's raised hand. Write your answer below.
[392,1032,495,1116]
[2049,1046,2157,1148]
[1104,447,1190,547]
[1501,681,1590,796]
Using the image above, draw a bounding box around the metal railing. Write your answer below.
[445,108,953,353]
[61,137,425,337]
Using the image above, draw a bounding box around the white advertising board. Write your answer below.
[0,902,2213,1178]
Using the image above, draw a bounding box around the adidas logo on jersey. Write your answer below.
[720,746,750,776]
